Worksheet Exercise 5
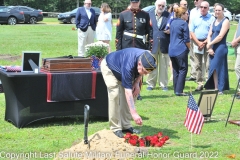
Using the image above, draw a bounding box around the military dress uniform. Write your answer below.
[115,8,153,50]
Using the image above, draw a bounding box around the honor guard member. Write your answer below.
[115,0,153,50]
[116,0,153,100]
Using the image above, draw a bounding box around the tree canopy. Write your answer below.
[2,0,240,14]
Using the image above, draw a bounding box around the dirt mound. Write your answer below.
[55,129,148,160]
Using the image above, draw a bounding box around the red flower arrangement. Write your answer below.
[124,132,169,147]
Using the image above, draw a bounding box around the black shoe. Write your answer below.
[175,93,189,96]
[114,130,124,138]
[137,94,142,100]
[122,127,141,134]
[195,85,203,91]
[185,77,196,81]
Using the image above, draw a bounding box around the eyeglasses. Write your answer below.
[184,12,189,15]
[183,4,187,6]
[200,6,208,9]
[158,4,165,8]
[142,67,153,74]
[85,3,92,5]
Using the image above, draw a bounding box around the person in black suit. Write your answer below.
[146,0,170,91]
[76,0,97,57]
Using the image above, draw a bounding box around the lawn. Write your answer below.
[0,18,239,160]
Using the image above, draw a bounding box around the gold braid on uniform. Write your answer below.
[143,52,156,71]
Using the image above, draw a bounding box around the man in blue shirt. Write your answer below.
[101,48,156,138]
[190,1,215,91]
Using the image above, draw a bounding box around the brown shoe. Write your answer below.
[195,85,203,91]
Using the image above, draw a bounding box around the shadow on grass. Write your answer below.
[133,125,180,139]
[193,144,212,148]
[26,115,151,128]
[204,119,219,123]
[25,116,108,128]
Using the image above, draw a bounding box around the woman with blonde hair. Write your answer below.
[168,7,190,96]
[96,3,112,52]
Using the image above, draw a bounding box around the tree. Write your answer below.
[2,0,240,14]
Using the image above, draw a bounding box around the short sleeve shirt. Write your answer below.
[190,13,215,40]
[106,48,146,89]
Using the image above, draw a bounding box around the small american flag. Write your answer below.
[184,94,204,134]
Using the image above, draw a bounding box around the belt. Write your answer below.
[198,39,206,42]
[124,32,144,39]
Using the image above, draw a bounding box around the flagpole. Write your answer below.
[191,132,192,150]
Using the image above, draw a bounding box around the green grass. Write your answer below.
[0,18,240,160]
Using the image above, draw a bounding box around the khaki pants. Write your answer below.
[189,40,197,79]
[194,46,208,86]
[78,27,95,57]
[146,44,170,88]
[235,45,240,91]
[101,59,134,132]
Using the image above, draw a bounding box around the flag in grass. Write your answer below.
[184,94,204,134]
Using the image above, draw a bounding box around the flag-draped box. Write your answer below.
[41,57,92,72]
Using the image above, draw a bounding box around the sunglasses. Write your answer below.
[200,6,208,9]
[194,0,198,2]
[144,68,154,72]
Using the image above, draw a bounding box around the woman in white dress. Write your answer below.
[96,3,112,52]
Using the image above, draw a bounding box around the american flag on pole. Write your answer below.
[184,94,204,134]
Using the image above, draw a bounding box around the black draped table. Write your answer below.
[0,70,108,128]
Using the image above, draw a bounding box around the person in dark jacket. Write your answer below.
[146,0,170,91]
[169,7,190,96]
[75,0,97,57]
[101,48,156,138]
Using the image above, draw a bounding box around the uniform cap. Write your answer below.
[130,0,140,2]
[140,51,156,71]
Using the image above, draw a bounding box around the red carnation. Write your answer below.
[157,132,163,138]
[145,136,152,141]
[155,142,164,147]
[150,139,158,146]
[124,134,131,139]
[129,139,138,146]
[124,131,169,148]
[139,141,145,147]
[152,135,159,141]
[159,138,166,144]
[131,135,139,140]
[163,136,169,141]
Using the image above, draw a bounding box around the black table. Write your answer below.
[0,70,108,128]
